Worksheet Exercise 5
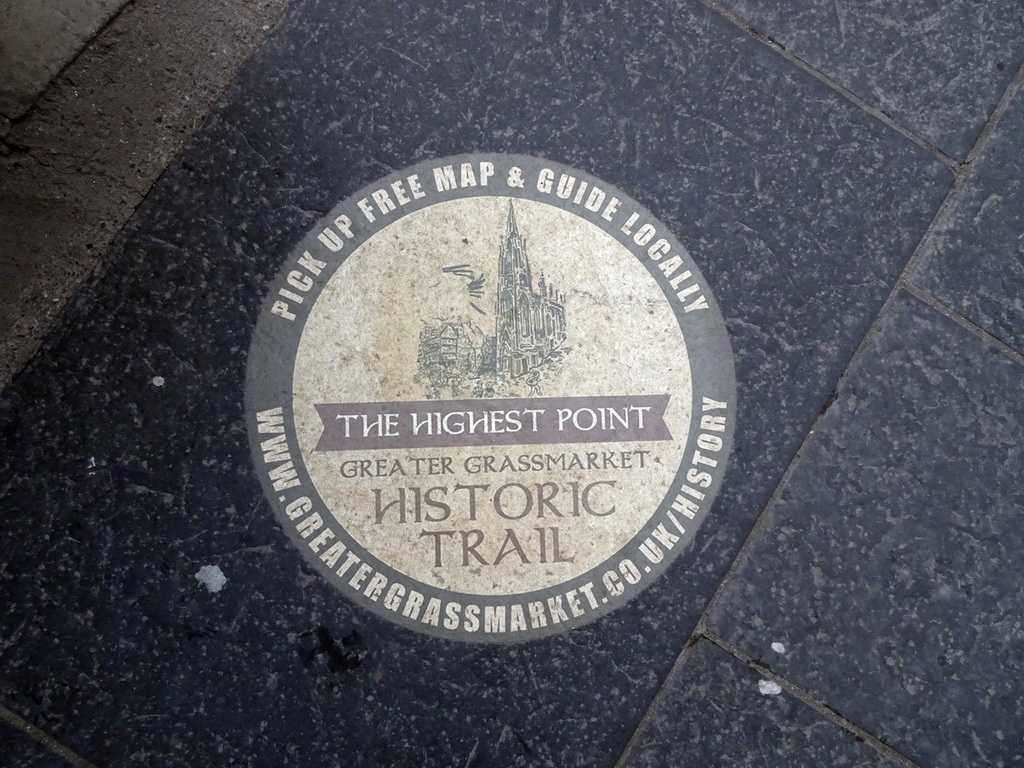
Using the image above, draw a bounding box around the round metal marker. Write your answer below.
[246,154,735,642]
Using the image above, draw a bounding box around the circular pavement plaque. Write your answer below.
[246,154,735,642]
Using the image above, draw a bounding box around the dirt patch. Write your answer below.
[0,0,292,391]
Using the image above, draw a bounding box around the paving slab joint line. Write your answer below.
[691,50,1024,638]
[696,0,960,170]
[901,283,1024,366]
[616,48,1024,768]
[699,632,927,768]
[611,634,704,768]
[0,704,98,768]
[949,61,1024,171]
[610,629,925,768]
[1,13,1018,768]
[895,61,1024,366]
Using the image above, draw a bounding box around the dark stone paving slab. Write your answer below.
[709,291,1024,767]
[0,721,72,768]
[0,0,948,764]
[913,85,1024,356]
[714,0,1024,158]
[623,640,897,768]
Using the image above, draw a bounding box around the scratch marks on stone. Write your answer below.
[141,233,188,255]
[0,619,27,653]
[227,604,249,633]
[716,56,744,95]
[728,316,770,341]
[497,723,514,747]
[243,498,263,529]
[170,528,208,546]
[380,45,426,71]
[695,114,750,149]
[412,127,445,159]
[562,634,644,685]
[616,117,629,157]
[280,203,327,222]
[833,0,847,47]
[209,730,240,759]
[737,220,797,292]
[883,44,911,77]
[500,50,523,87]
[229,121,268,167]
[220,543,273,556]
[568,85,607,114]
[972,193,1004,225]
[131,484,175,504]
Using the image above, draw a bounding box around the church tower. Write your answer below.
[494,201,567,379]
[495,201,533,376]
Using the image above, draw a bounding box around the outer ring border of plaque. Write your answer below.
[246,153,737,643]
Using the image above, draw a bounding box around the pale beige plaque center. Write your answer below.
[292,197,691,596]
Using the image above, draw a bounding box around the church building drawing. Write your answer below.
[494,202,566,377]
[418,202,567,392]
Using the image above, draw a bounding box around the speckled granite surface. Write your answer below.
[0,721,72,768]
[914,85,1024,354]
[712,0,1024,158]
[707,292,1024,766]
[0,0,1021,766]
[623,641,899,768]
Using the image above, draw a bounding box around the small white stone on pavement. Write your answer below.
[195,564,227,593]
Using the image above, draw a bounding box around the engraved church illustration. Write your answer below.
[418,202,568,395]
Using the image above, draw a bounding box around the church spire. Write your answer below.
[499,201,529,286]
[505,199,519,236]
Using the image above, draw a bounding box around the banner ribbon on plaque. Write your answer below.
[313,395,672,451]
